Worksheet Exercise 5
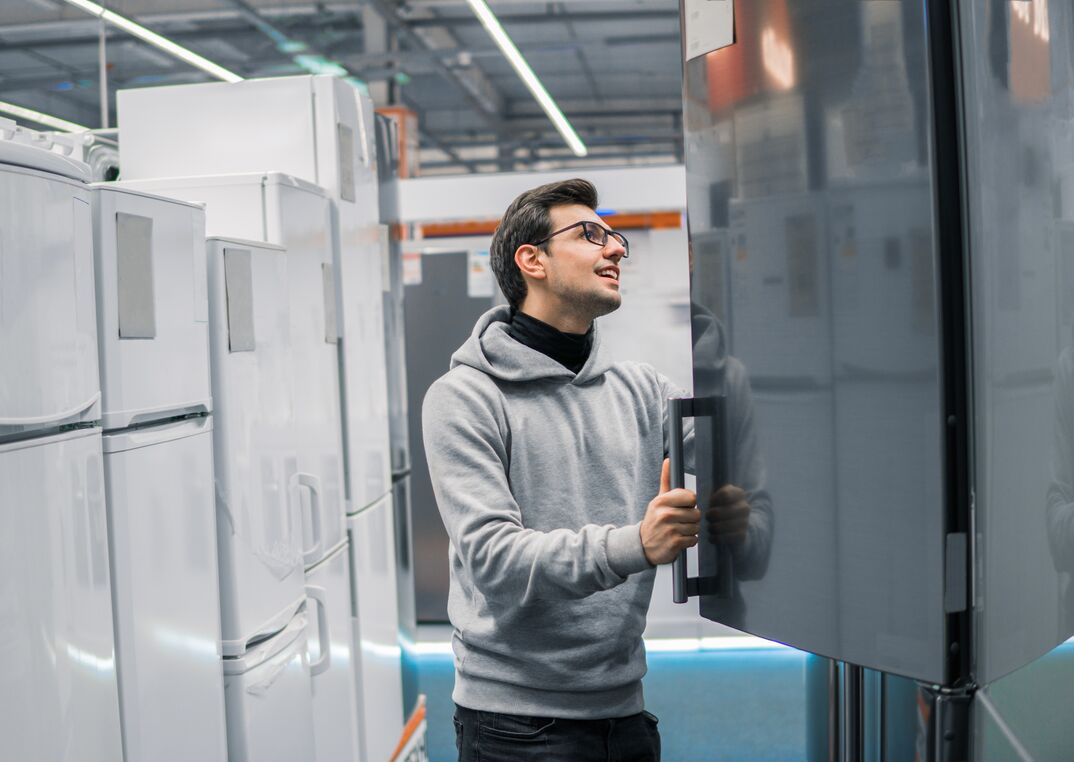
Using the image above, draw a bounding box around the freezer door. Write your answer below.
[222,613,316,762]
[0,165,99,433]
[347,494,404,762]
[92,186,211,430]
[0,428,122,761]
[305,542,362,762]
[102,417,227,762]
[956,0,1074,683]
[682,0,949,681]
[206,236,307,654]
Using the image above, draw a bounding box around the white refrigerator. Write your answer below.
[89,184,228,762]
[206,235,320,761]
[0,132,123,761]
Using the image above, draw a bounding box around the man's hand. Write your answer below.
[640,459,701,566]
[705,485,750,546]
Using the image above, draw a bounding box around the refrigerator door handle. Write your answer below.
[668,397,693,604]
[296,472,324,567]
[0,391,100,426]
[305,584,332,677]
[669,395,728,603]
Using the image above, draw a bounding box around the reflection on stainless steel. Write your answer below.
[1047,348,1074,634]
[690,304,774,628]
[687,0,1074,754]
[975,690,1034,762]
[685,0,947,679]
[960,0,1072,684]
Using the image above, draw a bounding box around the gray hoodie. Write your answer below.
[422,305,769,719]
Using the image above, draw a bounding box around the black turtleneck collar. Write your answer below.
[506,309,593,374]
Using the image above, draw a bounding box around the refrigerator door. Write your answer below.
[102,416,227,762]
[0,158,99,434]
[91,185,211,430]
[347,493,404,762]
[0,428,123,761]
[334,92,392,512]
[222,613,317,762]
[955,0,1074,684]
[682,0,950,681]
[206,236,307,654]
[305,541,362,762]
[122,175,348,568]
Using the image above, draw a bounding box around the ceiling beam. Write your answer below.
[404,10,678,28]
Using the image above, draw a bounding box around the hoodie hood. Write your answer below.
[451,306,615,384]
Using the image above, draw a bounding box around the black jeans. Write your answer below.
[453,704,660,762]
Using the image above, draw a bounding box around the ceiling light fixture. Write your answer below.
[61,0,244,83]
[0,100,91,132]
[462,0,588,157]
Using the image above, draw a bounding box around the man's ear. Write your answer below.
[515,244,547,282]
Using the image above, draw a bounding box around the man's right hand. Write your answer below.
[640,459,700,566]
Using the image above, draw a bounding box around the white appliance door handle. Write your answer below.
[297,473,324,567]
[0,391,100,426]
[305,584,332,677]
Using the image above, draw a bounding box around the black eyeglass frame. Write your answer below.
[530,220,630,257]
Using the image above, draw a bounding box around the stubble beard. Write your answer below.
[557,280,622,325]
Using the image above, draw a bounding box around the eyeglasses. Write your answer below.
[531,220,630,257]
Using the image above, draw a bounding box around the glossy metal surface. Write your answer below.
[222,613,316,762]
[205,236,306,654]
[347,493,404,762]
[956,0,1074,685]
[102,418,227,762]
[125,175,348,570]
[0,159,99,431]
[91,185,211,430]
[306,541,362,762]
[0,428,123,761]
[683,0,948,680]
[117,76,394,511]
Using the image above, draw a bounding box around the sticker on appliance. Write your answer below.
[683,0,735,62]
[468,250,494,298]
[403,251,422,285]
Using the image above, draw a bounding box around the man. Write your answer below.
[422,178,764,760]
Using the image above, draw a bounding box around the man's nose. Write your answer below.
[604,240,626,261]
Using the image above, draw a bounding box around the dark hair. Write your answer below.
[490,178,599,309]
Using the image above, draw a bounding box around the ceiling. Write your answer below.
[0,0,684,174]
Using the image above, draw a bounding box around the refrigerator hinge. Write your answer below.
[944,532,968,614]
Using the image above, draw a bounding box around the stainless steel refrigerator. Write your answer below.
[679,0,1074,757]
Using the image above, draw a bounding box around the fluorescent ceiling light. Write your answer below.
[0,100,90,132]
[61,0,244,83]
[463,0,588,157]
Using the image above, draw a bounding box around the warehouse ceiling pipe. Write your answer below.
[0,100,90,132]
